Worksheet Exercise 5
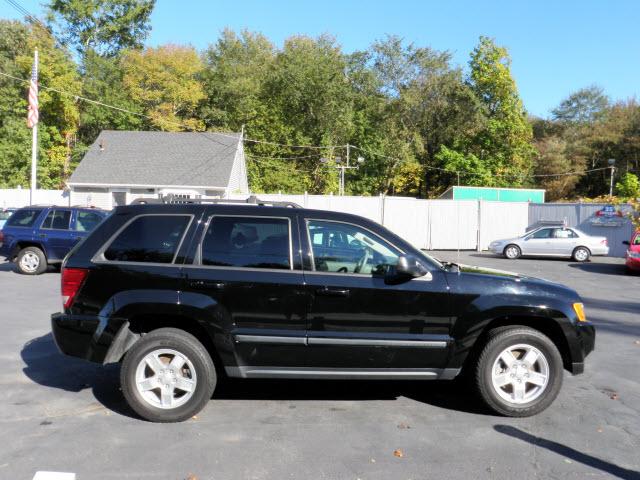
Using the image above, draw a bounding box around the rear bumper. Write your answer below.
[51,312,128,364]
[590,245,609,256]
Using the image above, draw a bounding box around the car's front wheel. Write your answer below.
[16,246,47,275]
[475,327,563,417]
[120,328,217,422]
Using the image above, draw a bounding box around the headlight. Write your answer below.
[573,302,587,322]
[628,251,640,258]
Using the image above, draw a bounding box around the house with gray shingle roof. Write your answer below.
[68,130,249,209]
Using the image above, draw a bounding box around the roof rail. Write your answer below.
[130,194,301,208]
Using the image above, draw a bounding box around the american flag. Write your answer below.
[27,57,38,128]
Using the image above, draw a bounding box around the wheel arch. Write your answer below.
[458,315,573,375]
[118,313,225,377]
[13,241,47,260]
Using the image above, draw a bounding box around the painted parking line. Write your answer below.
[33,472,76,480]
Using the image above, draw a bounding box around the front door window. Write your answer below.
[306,220,399,275]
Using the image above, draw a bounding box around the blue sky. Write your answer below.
[2,0,639,117]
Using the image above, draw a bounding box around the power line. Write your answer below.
[2,0,72,50]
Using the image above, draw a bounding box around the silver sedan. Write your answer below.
[489,226,609,262]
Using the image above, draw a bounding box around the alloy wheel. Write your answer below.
[491,343,549,404]
[19,252,40,273]
[135,348,197,409]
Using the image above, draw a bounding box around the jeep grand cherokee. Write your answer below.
[51,197,595,422]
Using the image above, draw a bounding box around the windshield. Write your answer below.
[416,249,444,269]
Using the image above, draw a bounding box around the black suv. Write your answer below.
[51,198,595,422]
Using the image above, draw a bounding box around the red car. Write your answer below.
[624,230,640,273]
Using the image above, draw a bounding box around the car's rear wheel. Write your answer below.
[503,244,521,259]
[475,327,563,417]
[572,247,590,262]
[16,246,47,275]
[120,328,216,422]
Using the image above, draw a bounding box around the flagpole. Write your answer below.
[29,48,38,206]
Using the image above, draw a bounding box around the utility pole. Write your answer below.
[608,158,616,197]
[28,48,38,206]
[321,144,363,196]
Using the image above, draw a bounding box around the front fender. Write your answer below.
[447,293,588,372]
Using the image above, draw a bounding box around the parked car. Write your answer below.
[489,226,609,261]
[623,230,640,273]
[51,197,595,422]
[0,205,108,274]
[0,208,16,229]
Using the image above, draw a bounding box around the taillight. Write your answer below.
[0,231,4,243]
[61,267,88,309]
[601,239,608,245]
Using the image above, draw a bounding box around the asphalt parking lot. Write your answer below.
[1,252,639,480]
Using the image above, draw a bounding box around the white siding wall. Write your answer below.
[0,189,69,207]
[70,190,113,210]
[226,141,249,195]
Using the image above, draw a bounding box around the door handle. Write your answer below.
[189,280,226,290]
[316,287,350,297]
[39,233,47,238]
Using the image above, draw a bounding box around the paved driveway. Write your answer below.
[0,253,639,480]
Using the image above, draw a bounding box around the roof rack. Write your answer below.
[130,194,301,208]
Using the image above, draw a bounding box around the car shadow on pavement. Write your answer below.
[20,333,138,419]
[494,425,640,480]
[21,333,491,418]
[215,377,492,415]
[0,262,15,272]
[568,262,628,276]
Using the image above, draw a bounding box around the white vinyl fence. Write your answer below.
[227,193,529,251]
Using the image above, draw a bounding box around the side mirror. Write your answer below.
[622,240,630,246]
[388,254,429,282]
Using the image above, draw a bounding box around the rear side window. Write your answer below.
[75,211,104,232]
[200,216,291,270]
[6,209,41,227]
[42,209,71,230]
[104,215,191,263]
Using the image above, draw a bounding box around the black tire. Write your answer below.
[474,327,563,417]
[16,246,47,275]
[120,328,217,423]
[503,244,521,260]
[572,246,591,262]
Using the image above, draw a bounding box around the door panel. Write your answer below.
[521,228,554,255]
[181,211,307,370]
[40,209,74,261]
[301,218,452,370]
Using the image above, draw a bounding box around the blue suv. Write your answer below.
[0,206,108,274]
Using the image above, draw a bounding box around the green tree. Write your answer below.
[0,20,80,187]
[552,85,608,124]
[121,45,205,131]
[616,172,640,198]
[466,36,535,186]
[47,0,155,57]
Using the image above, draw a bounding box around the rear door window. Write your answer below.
[6,209,41,227]
[103,215,192,263]
[200,216,291,270]
[41,210,72,230]
[75,211,104,232]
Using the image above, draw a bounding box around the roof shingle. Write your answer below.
[68,130,242,188]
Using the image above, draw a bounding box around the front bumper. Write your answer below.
[570,321,595,374]
[626,256,640,271]
[51,312,128,364]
